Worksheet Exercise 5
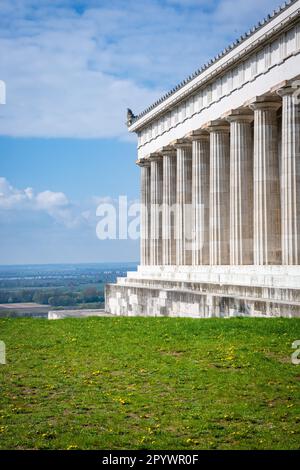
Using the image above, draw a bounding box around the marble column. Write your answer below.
[206,120,230,265]
[174,140,193,265]
[150,153,163,265]
[226,109,254,265]
[277,86,300,265]
[188,130,210,265]
[162,147,177,265]
[137,158,151,265]
[250,97,281,265]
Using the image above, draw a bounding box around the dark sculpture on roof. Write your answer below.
[126,108,136,126]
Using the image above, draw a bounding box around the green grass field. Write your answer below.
[0,317,299,450]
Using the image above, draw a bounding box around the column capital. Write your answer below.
[270,77,300,95]
[171,138,192,149]
[159,145,177,157]
[223,108,254,123]
[185,129,209,141]
[248,95,281,111]
[204,119,230,133]
[136,157,151,167]
[148,152,163,162]
[276,85,297,98]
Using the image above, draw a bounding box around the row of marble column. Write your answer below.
[138,86,300,266]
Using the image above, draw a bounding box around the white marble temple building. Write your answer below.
[106,0,300,317]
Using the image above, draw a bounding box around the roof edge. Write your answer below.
[127,0,298,128]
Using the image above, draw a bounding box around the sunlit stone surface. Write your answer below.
[106,1,300,318]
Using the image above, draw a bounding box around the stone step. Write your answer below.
[115,276,300,303]
[105,282,300,317]
[112,280,300,307]
[125,266,300,289]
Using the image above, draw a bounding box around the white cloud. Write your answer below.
[0,176,140,230]
[0,176,79,227]
[0,0,283,139]
[35,190,69,210]
[0,177,69,211]
[0,176,34,209]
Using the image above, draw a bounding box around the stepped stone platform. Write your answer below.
[105,266,300,318]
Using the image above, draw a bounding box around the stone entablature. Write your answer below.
[131,0,300,127]
[133,2,300,159]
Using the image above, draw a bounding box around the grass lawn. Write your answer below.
[0,317,299,450]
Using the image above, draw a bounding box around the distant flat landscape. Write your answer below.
[0,263,138,314]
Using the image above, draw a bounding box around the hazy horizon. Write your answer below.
[0,261,139,268]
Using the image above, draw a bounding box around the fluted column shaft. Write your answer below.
[162,151,177,265]
[278,87,300,265]
[250,100,281,265]
[227,112,254,265]
[139,160,151,265]
[150,155,163,265]
[175,143,192,265]
[191,132,210,265]
[207,121,230,265]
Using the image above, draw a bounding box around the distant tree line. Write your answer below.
[0,278,104,289]
[0,287,104,306]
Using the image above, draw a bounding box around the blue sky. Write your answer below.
[0,0,283,264]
